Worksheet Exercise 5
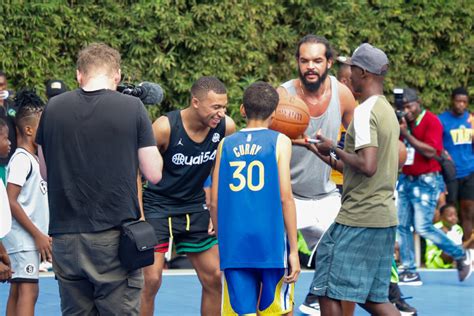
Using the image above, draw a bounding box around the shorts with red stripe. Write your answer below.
[148,209,217,254]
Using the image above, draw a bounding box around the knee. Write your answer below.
[143,272,162,296]
[415,223,432,238]
[200,269,222,294]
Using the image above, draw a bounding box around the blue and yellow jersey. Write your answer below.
[217,128,287,270]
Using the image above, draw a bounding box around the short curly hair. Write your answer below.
[243,81,279,120]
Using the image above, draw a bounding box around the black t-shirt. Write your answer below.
[143,110,225,217]
[36,88,156,234]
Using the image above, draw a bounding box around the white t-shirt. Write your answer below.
[0,181,11,238]
[3,148,49,254]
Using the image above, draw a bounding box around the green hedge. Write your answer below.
[1,1,472,125]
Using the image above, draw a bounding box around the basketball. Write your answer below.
[398,140,407,169]
[269,96,310,139]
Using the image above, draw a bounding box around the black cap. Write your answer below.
[403,88,419,103]
[46,80,68,99]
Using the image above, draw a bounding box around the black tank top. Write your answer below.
[143,110,226,216]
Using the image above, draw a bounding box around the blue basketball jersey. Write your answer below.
[217,128,287,269]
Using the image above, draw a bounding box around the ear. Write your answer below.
[327,59,333,69]
[76,69,82,85]
[191,96,200,109]
[239,104,246,118]
[24,125,34,136]
[114,69,122,85]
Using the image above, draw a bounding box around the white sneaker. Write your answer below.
[39,261,53,272]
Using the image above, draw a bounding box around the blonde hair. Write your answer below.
[77,43,121,77]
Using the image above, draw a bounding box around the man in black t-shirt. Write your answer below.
[37,43,163,315]
[141,76,235,316]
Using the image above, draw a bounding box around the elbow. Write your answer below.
[423,151,437,159]
[362,165,377,177]
[147,172,162,185]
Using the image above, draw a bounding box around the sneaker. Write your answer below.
[389,282,417,315]
[398,271,423,286]
[39,261,53,272]
[394,298,417,315]
[298,293,321,315]
[456,249,472,282]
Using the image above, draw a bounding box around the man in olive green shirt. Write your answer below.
[310,43,400,316]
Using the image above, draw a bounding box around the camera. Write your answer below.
[117,83,144,98]
[393,88,406,122]
[116,82,164,105]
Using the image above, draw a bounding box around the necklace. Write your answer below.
[299,81,328,106]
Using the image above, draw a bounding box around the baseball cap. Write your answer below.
[336,56,351,65]
[403,88,419,103]
[46,80,68,99]
[348,43,389,75]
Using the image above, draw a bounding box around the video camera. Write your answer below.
[393,88,406,122]
[117,82,164,105]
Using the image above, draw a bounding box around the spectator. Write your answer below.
[438,87,474,242]
[0,118,12,282]
[0,71,17,182]
[425,204,463,269]
[36,43,163,315]
[3,90,49,316]
[397,88,471,284]
[45,80,68,100]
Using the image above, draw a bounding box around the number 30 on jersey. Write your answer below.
[229,161,264,192]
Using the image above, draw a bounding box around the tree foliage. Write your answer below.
[0,1,472,124]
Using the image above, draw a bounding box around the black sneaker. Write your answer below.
[394,297,417,315]
[298,293,321,315]
[456,249,472,282]
[398,271,423,286]
[389,282,417,315]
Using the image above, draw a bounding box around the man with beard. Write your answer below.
[277,35,356,314]
[397,88,472,284]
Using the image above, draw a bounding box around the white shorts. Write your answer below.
[9,250,40,282]
[295,194,341,251]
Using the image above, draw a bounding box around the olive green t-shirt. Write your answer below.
[336,95,399,227]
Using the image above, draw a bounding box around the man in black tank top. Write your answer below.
[141,76,235,316]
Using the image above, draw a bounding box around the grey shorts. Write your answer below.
[311,223,396,304]
[52,230,143,315]
[9,250,40,283]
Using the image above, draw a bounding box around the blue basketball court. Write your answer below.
[0,269,472,315]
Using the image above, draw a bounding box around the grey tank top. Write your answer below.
[281,76,341,199]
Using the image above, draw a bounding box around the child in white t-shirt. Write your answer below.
[3,92,50,315]
[0,118,12,282]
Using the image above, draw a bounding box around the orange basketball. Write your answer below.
[398,140,407,169]
[269,96,310,139]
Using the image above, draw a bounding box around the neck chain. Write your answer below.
[299,81,328,106]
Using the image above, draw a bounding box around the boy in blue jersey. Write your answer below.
[210,81,300,315]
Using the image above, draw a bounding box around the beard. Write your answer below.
[299,66,329,92]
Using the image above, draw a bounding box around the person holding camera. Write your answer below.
[397,88,472,284]
[37,43,163,315]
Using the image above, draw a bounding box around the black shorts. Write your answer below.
[446,172,474,203]
[148,210,217,255]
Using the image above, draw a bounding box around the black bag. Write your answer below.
[119,220,157,271]
[435,150,457,184]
